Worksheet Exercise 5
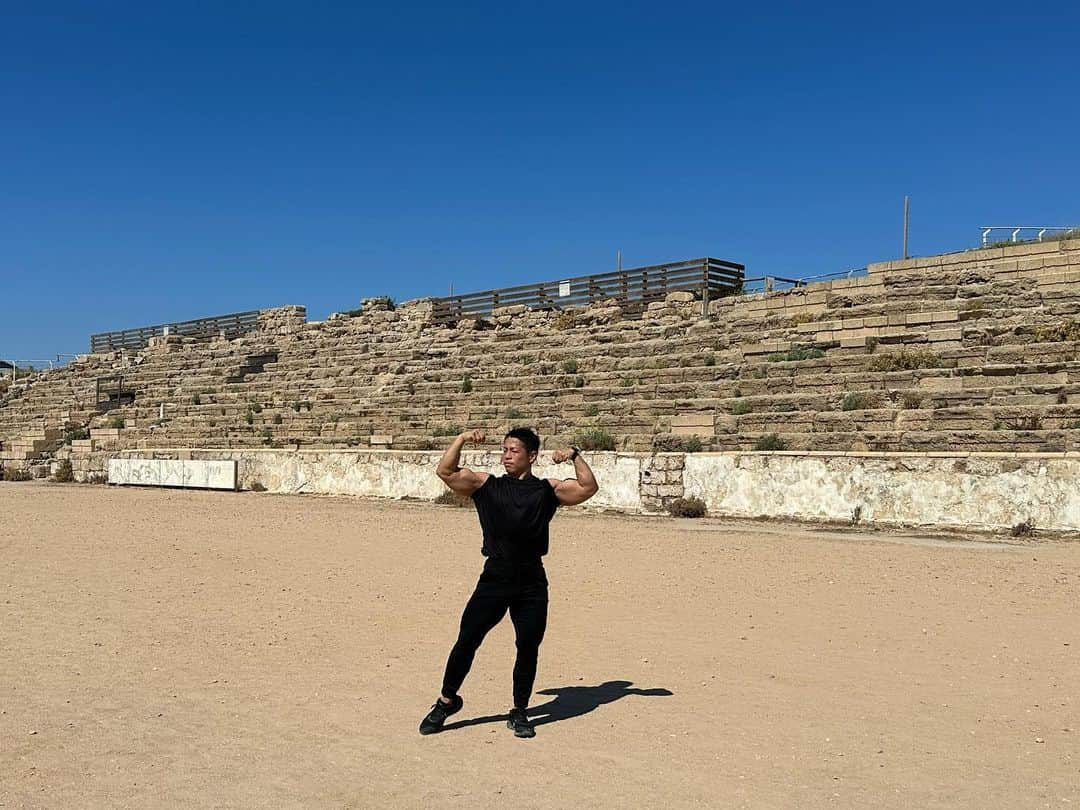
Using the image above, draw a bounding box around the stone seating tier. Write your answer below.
[2,239,1079,465]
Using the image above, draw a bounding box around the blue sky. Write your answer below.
[3,1,1078,363]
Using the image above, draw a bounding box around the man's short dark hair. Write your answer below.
[505,427,540,455]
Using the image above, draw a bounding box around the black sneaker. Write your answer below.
[507,707,535,738]
[419,695,463,735]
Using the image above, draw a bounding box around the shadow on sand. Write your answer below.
[440,680,673,732]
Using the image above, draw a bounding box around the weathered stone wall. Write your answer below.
[100,447,1080,533]
[682,452,1080,531]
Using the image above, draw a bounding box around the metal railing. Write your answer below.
[431,258,744,325]
[979,226,1079,247]
[90,310,261,353]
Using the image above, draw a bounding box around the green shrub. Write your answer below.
[703,353,716,366]
[573,428,616,451]
[244,410,254,425]
[433,424,464,437]
[192,393,201,405]
[753,433,787,451]
[1070,420,1080,430]
[668,497,707,518]
[865,336,879,353]
[841,392,877,411]
[108,416,125,429]
[584,404,599,417]
[652,434,684,452]
[461,375,473,393]
[620,377,634,388]
[506,407,524,420]
[272,413,283,425]
[867,349,941,372]
[651,433,704,453]
[251,402,263,414]
[730,399,752,415]
[573,375,585,388]
[291,401,301,412]
[250,481,267,492]
[562,359,579,374]
[900,392,923,409]
[52,460,74,483]
[62,425,89,443]
[3,466,32,482]
[1033,319,1080,343]
[767,347,825,363]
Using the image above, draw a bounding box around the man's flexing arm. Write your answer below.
[436,429,490,496]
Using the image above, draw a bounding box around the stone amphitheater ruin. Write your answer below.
[4,239,1080,531]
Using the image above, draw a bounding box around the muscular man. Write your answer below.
[419,426,599,739]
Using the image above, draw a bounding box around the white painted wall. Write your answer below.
[682,453,1080,531]
[109,458,237,490]
[108,449,1080,532]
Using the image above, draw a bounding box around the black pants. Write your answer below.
[441,557,549,709]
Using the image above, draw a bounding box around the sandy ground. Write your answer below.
[1,483,1078,810]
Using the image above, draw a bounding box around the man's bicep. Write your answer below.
[552,478,591,506]
[446,468,489,495]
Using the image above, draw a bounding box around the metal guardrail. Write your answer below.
[431,258,744,325]
[90,310,261,353]
[979,226,1079,247]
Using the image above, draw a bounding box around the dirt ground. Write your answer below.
[1,483,1077,809]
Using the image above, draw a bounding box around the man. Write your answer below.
[419,426,599,739]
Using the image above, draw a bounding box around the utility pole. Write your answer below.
[902,195,910,259]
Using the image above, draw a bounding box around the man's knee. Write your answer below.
[514,630,545,652]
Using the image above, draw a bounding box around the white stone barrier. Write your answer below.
[108,458,237,490]
[682,453,1080,532]
[106,449,1080,532]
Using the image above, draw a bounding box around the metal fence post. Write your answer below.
[701,259,710,317]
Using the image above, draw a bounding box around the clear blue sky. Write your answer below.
[3,1,1078,362]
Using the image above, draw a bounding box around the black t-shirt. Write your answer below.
[471,474,560,561]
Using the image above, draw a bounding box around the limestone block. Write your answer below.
[927,328,963,342]
[665,291,695,303]
[671,413,714,429]
[918,377,963,392]
[931,311,960,323]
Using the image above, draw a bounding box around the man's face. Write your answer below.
[502,437,535,476]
